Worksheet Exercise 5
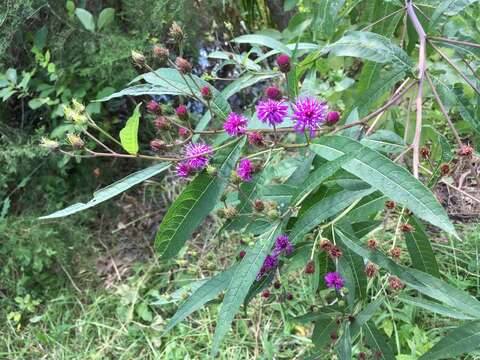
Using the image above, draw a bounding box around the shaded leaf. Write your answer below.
[429,0,480,30]
[97,7,115,30]
[75,8,95,32]
[364,321,396,360]
[399,295,475,320]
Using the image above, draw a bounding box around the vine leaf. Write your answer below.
[325,31,413,70]
[39,162,171,219]
[310,135,456,236]
[166,265,237,331]
[419,321,480,360]
[404,216,440,277]
[155,138,245,259]
[211,221,284,356]
[119,103,141,155]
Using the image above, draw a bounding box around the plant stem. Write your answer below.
[407,0,427,179]
[428,36,480,49]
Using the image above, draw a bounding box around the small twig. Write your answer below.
[429,40,480,96]
[428,36,480,50]
[425,72,463,146]
[360,7,406,32]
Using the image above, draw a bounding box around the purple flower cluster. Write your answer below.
[176,142,213,178]
[237,158,253,182]
[292,97,328,136]
[257,234,294,280]
[324,271,344,290]
[256,99,289,126]
[224,112,248,136]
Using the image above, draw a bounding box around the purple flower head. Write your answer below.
[292,97,328,137]
[237,158,253,182]
[324,272,344,290]
[257,254,278,280]
[184,142,213,169]
[256,99,289,126]
[274,234,294,255]
[224,112,248,136]
[176,162,192,178]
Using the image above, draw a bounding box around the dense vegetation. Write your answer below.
[1,0,480,359]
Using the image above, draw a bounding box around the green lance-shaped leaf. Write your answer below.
[325,31,413,70]
[40,162,170,219]
[404,216,440,277]
[337,236,367,305]
[165,265,237,331]
[310,135,456,236]
[335,321,352,360]
[399,294,475,320]
[363,321,396,360]
[290,187,375,244]
[337,229,480,318]
[350,298,384,338]
[211,221,284,356]
[361,129,406,154]
[419,320,480,360]
[119,103,140,155]
[155,138,245,259]
[312,317,339,349]
[429,0,480,31]
[233,34,292,55]
[314,0,345,39]
[342,192,387,223]
[291,152,358,206]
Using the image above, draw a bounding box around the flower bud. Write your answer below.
[367,238,378,250]
[420,146,430,159]
[365,262,378,278]
[67,133,84,149]
[153,116,169,129]
[326,111,340,125]
[248,131,265,147]
[147,100,160,113]
[40,137,59,150]
[230,171,242,185]
[153,45,169,62]
[175,104,188,120]
[216,208,226,218]
[93,168,101,177]
[389,247,402,259]
[267,209,280,220]
[178,127,189,137]
[330,331,338,341]
[440,163,450,176]
[150,139,167,151]
[276,54,291,73]
[254,199,265,212]
[458,145,474,157]
[238,250,246,259]
[175,57,192,74]
[131,50,146,67]
[286,292,293,301]
[358,352,367,360]
[200,86,212,101]
[265,86,281,100]
[261,289,270,299]
[206,165,218,176]
[320,239,333,251]
[273,281,281,289]
[400,223,413,233]
[72,99,85,113]
[388,276,405,291]
[169,21,185,43]
[385,200,396,210]
[328,245,342,259]
[305,260,315,274]
[224,207,238,219]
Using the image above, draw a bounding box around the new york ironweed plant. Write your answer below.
[41,1,480,358]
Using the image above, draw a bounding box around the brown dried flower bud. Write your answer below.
[367,238,378,250]
[388,276,405,291]
[320,239,333,251]
[169,21,185,42]
[420,146,430,159]
[224,207,238,219]
[389,247,402,259]
[400,223,414,233]
[153,45,169,62]
[385,200,396,210]
[328,245,342,259]
[150,139,167,151]
[153,116,169,130]
[175,57,192,74]
[458,145,474,157]
[40,137,59,150]
[305,260,315,274]
[440,163,450,176]
[365,262,378,278]
[67,133,84,149]
[253,199,265,212]
[131,50,146,67]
